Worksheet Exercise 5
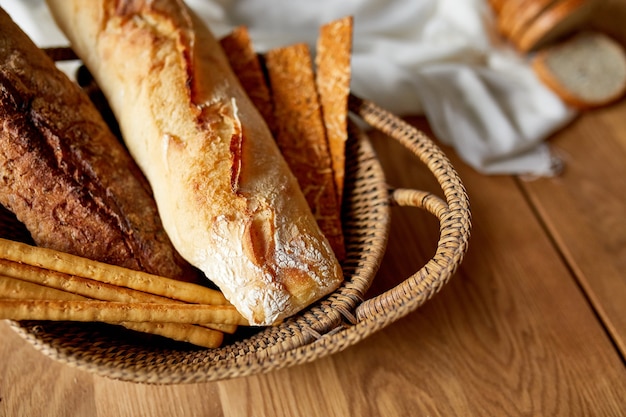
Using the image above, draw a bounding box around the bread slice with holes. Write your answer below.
[532,31,626,109]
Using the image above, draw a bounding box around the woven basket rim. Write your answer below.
[6,113,394,383]
[3,77,471,383]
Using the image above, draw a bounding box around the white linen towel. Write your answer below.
[0,0,577,176]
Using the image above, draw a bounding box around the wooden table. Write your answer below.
[3,8,626,417]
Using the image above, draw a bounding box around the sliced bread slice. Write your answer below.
[505,0,560,42]
[497,0,529,38]
[532,31,626,109]
[515,0,597,52]
[489,0,507,14]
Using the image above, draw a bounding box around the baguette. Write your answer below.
[532,31,626,109]
[0,7,196,282]
[46,0,343,326]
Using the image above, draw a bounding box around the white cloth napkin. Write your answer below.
[1,0,577,176]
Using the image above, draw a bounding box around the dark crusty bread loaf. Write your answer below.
[46,0,344,326]
[0,7,198,282]
[532,31,626,109]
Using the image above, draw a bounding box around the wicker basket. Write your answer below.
[2,93,471,384]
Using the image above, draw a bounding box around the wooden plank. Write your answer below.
[358,119,626,416]
[519,100,626,356]
[0,322,96,416]
[217,359,352,417]
[93,378,224,417]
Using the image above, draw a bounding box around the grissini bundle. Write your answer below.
[0,7,196,282]
[45,0,344,326]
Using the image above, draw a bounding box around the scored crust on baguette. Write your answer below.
[0,7,197,282]
[515,0,598,52]
[532,31,626,109]
[45,0,343,326]
[220,26,276,137]
[315,16,353,208]
[265,43,346,262]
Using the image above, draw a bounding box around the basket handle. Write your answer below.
[348,95,471,323]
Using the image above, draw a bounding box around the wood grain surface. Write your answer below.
[2,4,626,417]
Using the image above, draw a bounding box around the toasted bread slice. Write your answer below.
[533,31,626,109]
[515,0,597,52]
[220,26,276,135]
[497,0,530,38]
[489,0,507,14]
[265,43,346,261]
[315,16,353,205]
[503,0,559,41]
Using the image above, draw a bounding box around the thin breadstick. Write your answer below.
[0,258,158,302]
[0,299,250,326]
[0,275,84,300]
[116,321,224,348]
[0,277,225,347]
[0,259,238,334]
[0,238,228,305]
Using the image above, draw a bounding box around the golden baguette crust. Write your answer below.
[0,7,196,282]
[46,0,343,326]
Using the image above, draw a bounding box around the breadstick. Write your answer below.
[0,275,84,301]
[0,277,225,347]
[0,238,228,305]
[118,321,224,348]
[0,258,156,302]
[0,260,237,334]
[0,300,249,326]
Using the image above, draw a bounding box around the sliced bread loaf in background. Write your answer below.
[515,0,598,52]
[532,31,626,109]
[489,0,626,109]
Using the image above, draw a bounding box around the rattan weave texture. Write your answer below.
[2,92,470,383]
